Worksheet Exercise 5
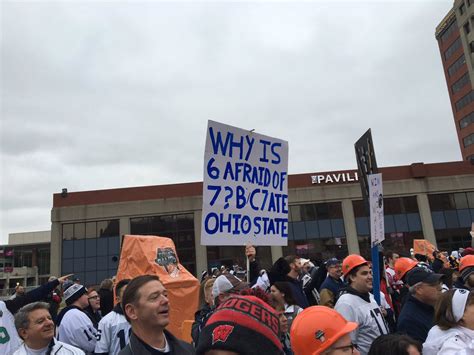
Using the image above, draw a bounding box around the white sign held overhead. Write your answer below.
[369,173,384,247]
[201,120,289,246]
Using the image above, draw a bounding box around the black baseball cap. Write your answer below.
[406,267,443,287]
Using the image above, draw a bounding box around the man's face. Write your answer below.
[19,309,55,347]
[349,265,373,293]
[327,263,342,279]
[389,254,400,267]
[126,280,170,329]
[76,293,90,309]
[414,282,442,306]
[291,259,302,275]
[16,285,25,295]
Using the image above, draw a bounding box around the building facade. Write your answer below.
[0,231,51,293]
[436,1,474,162]
[50,161,474,286]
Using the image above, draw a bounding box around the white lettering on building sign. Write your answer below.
[311,172,359,185]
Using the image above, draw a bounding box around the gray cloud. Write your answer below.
[0,1,458,243]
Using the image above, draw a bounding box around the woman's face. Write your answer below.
[270,285,285,305]
[462,304,474,330]
[88,291,101,311]
[406,345,421,355]
[204,285,214,307]
[279,312,288,333]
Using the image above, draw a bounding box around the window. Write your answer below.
[61,219,121,285]
[37,248,50,275]
[452,73,470,94]
[98,220,119,237]
[445,37,462,60]
[464,133,474,147]
[62,224,74,240]
[429,194,456,211]
[460,112,474,129]
[465,21,471,34]
[73,223,85,240]
[428,192,474,251]
[284,203,347,261]
[471,42,474,53]
[289,205,302,222]
[455,90,474,111]
[448,54,466,77]
[461,3,466,15]
[352,197,422,257]
[440,20,458,43]
[85,222,96,239]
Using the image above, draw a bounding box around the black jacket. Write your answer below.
[5,278,60,315]
[119,330,195,355]
[397,294,434,343]
[191,304,213,346]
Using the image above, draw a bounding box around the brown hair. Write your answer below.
[284,255,299,265]
[122,275,161,322]
[203,278,215,306]
[87,286,99,295]
[100,278,114,290]
[346,264,367,284]
[435,289,474,330]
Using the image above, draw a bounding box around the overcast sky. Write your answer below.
[1,0,459,244]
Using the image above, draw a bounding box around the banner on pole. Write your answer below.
[201,120,289,246]
[355,129,378,209]
[368,173,384,247]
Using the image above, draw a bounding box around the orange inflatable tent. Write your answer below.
[116,235,200,337]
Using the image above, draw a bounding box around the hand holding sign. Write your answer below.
[245,244,256,262]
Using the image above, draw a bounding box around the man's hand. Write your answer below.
[57,274,74,284]
[245,245,256,262]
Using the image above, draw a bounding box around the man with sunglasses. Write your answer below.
[397,267,443,343]
[319,258,345,308]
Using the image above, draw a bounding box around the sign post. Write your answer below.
[355,129,382,305]
[470,222,474,248]
[201,120,289,247]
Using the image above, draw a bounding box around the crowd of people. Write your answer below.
[2,245,474,354]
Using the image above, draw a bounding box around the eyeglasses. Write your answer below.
[330,343,358,353]
[88,295,100,300]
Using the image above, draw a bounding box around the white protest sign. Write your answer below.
[369,173,384,247]
[201,120,289,246]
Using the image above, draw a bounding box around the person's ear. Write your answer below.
[18,328,28,340]
[125,303,138,321]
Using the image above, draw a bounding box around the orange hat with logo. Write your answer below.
[342,254,368,277]
[394,257,418,280]
[290,306,358,355]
